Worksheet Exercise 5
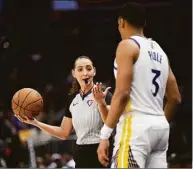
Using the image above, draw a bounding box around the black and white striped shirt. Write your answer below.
[64,90,112,145]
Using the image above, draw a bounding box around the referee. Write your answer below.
[65,56,112,168]
[15,56,113,168]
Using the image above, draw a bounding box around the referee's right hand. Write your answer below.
[97,139,110,167]
[92,82,111,105]
[14,114,37,125]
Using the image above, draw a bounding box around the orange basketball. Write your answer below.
[11,88,43,120]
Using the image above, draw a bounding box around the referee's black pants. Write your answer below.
[74,143,105,168]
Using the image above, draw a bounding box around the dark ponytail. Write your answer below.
[68,78,80,95]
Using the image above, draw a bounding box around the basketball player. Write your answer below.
[97,3,181,168]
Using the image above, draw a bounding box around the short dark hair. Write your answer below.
[118,2,146,28]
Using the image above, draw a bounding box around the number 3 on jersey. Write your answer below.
[151,69,161,97]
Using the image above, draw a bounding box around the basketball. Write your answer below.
[11,88,43,120]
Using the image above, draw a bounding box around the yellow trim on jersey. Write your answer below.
[124,100,132,113]
[117,115,132,168]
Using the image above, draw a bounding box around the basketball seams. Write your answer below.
[17,89,33,118]
[12,90,21,111]
[24,97,43,109]
[12,89,43,119]
[18,90,21,105]
[12,100,18,110]
[18,90,22,117]
[24,98,43,117]
[20,89,34,108]
[12,100,41,113]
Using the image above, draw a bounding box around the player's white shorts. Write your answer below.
[111,112,169,168]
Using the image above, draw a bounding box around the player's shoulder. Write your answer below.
[118,38,138,46]
[118,39,140,53]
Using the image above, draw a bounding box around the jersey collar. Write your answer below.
[79,85,94,100]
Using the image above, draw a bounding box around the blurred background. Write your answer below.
[0,0,192,168]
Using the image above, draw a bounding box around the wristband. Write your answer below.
[100,124,113,140]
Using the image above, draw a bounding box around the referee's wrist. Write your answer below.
[97,100,106,106]
[100,124,113,140]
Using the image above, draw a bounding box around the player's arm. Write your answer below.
[101,39,139,133]
[164,68,181,121]
[98,103,109,122]
[33,116,73,140]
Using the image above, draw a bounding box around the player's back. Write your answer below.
[112,36,170,168]
[114,35,169,116]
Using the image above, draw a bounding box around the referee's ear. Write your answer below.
[93,67,96,76]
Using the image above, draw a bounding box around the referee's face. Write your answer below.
[72,58,95,88]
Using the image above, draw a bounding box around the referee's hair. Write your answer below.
[118,2,146,29]
[69,56,94,95]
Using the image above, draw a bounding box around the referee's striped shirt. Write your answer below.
[64,89,112,145]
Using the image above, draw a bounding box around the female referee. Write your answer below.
[15,56,113,168]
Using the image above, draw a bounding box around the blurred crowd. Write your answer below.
[0,103,76,168]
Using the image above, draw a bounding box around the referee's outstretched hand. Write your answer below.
[92,82,111,105]
[97,139,110,167]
